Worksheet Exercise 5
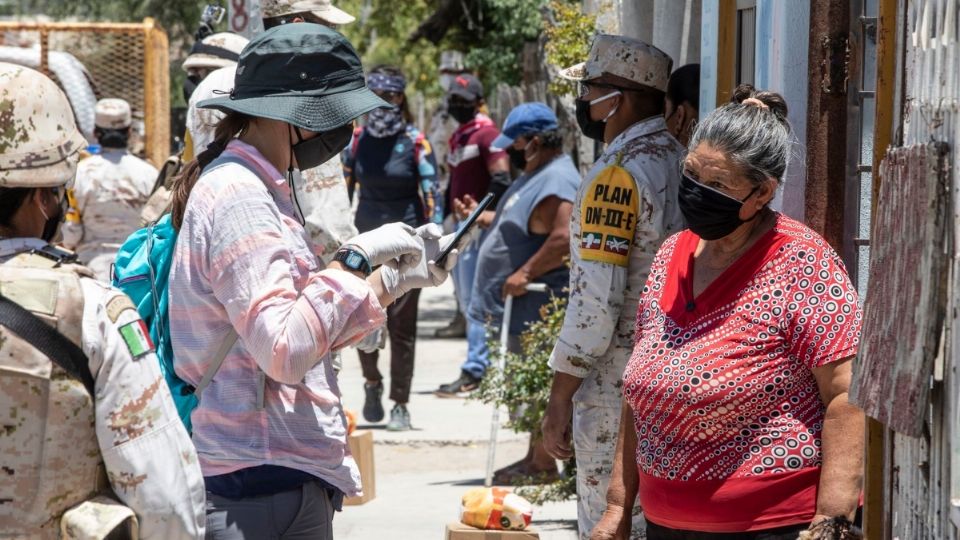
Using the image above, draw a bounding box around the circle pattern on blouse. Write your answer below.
[623,217,861,482]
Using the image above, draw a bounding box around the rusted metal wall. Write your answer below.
[804,0,850,253]
[850,143,950,434]
[856,0,960,537]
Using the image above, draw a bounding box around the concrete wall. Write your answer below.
[754,0,809,221]
[698,0,809,221]
[585,0,702,67]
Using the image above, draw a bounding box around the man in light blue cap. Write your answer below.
[452,103,582,482]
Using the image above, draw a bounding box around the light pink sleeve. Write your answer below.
[205,181,385,385]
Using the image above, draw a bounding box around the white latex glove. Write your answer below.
[380,224,459,297]
[341,223,422,267]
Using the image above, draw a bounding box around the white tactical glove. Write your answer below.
[380,224,459,298]
[341,223,422,267]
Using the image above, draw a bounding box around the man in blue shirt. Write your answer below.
[442,104,581,483]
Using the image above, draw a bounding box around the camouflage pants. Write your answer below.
[573,402,646,540]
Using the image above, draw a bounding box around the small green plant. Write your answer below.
[543,0,596,97]
[472,295,576,504]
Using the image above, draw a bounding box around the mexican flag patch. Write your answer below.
[119,319,155,359]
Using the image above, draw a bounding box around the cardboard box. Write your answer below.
[344,430,375,506]
[444,522,540,540]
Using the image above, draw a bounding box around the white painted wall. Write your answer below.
[753,0,809,222]
[698,0,809,221]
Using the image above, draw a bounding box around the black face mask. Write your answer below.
[575,99,607,142]
[292,124,354,170]
[40,190,65,243]
[448,103,477,124]
[677,173,760,240]
[506,147,527,170]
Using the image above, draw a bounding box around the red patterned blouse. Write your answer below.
[623,214,862,533]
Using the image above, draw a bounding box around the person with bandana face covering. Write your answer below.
[166,24,460,540]
[342,65,442,432]
[594,86,865,540]
[538,34,684,539]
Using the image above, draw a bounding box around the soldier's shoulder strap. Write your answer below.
[0,292,95,396]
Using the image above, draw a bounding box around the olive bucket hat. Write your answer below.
[198,23,388,132]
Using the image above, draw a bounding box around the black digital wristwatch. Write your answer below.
[333,248,373,277]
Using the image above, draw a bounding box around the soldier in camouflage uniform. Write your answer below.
[0,63,205,539]
[179,0,358,262]
[61,99,158,282]
[538,36,685,539]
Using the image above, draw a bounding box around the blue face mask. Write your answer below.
[677,173,760,240]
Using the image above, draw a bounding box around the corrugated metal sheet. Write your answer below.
[851,142,950,436]
[874,0,960,537]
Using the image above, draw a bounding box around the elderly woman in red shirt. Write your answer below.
[591,85,864,540]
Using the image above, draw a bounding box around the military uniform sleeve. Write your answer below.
[549,165,648,377]
[80,279,205,540]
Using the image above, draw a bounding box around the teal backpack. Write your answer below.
[113,213,237,433]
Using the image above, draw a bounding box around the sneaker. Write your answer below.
[363,381,384,423]
[435,371,481,397]
[386,404,411,431]
[434,312,467,338]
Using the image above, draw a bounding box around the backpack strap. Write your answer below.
[191,329,265,410]
[193,328,238,397]
[0,293,96,396]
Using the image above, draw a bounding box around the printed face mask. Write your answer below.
[575,90,621,142]
[677,172,760,240]
[291,124,353,171]
[366,106,405,138]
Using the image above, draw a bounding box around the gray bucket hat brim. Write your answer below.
[198,85,388,132]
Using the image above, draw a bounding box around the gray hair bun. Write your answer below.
[689,84,792,185]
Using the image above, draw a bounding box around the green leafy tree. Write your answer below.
[336,0,446,98]
[544,0,595,96]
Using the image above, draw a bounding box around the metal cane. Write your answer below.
[485,282,550,487]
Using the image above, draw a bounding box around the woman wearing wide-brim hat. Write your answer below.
[167,23,458,539]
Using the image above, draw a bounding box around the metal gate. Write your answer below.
[851,0,960,537]
[0,19,170,167]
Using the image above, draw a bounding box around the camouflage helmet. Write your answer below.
[260,0,355,25]
[182,32,249,72]
[0,62,86,188]
[94,98,132,129]
[559,34,673,93]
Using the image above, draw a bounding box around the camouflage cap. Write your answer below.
[559,34,673,92]
[94,98,132,129]
[260,0,356,25]
[182,32,249,72]
[0,62,87,188]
